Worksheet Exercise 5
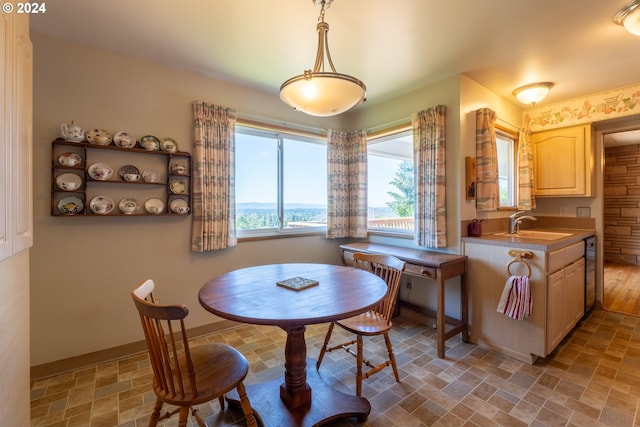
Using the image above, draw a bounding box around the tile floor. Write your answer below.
[31,308,640,427]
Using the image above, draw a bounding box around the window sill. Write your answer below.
[367,230,414,239]
[238,229,326,242]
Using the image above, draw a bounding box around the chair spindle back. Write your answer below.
[353,253,406,323]
[131,279,198,400]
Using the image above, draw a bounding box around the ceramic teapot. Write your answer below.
[60,121,85,142]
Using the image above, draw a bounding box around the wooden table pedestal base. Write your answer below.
[227,358,370,427]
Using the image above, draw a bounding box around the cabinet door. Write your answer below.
[0,13,10,260]
[531,124,592,197]
[547,269,566,352]
[11,15,32,253]
[566,257,585,326]
[0,13,31,260]
[546,257,586,353]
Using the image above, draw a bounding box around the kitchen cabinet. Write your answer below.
[531,124,594,197]
[0,13,32,261]
[547,257,584,351]
[463,239,585,363]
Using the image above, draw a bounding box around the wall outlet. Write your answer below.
[406,282,412,290]
[559,207,569,216]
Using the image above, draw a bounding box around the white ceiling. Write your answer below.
[604,129,640,147]
[30,0,640,113]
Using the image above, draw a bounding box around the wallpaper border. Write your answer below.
[525,82,640,131]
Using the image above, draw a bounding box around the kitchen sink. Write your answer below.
[493,230,574,240]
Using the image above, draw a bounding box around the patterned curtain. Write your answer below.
[517,126,536,210]
[412,105,447,248]
[326,129,368,238]
[191,101,237,252]
[475,108,499,212]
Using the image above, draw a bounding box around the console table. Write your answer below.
[339,242,469,358]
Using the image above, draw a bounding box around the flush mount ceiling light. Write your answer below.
[614,0,640,36]
[512,82,555,106]
[279,0,366,117]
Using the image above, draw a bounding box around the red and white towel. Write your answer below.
[496,275,532,320]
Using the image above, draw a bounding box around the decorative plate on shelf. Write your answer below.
[87,163,114,181]
[89,195,115,215]
[142,169,161,183]
[57,152,82,167]
[145,198,165,214]
[55,173,83,191]
[57,196,84,215]
[118,198,138,214]
[160,137,178,153]
[118,165,140,178]
[140,135,160,151]
[170,162,188,175]
[113,131,136,149]
[169,180,187,194]
[170,198,190,214]
[86,129,113,146]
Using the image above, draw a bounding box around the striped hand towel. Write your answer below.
[496,275,532,320]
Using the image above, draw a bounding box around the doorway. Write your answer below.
[602,127,640,316]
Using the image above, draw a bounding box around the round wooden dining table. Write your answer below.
[198,263,388,427]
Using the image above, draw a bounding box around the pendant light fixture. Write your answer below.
[614,0,640,36]
[512,82,554,106]
[280,0,366,117]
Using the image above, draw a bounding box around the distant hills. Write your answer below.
[237,202,325,210]
[237,202,396,218]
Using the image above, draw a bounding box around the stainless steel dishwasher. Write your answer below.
[585,236,596,313]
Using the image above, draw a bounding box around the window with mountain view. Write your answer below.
[235,125,327,237]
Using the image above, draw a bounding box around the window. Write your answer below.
[235,125,327,237]
[496,127,518,208]
[367,129,414,234]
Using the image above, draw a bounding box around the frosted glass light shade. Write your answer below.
[512,82,554,105]
[280,72,366,117]
[615,0,640,36]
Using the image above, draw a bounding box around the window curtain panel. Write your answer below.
[517,126,536,210]
[412,105,447,248]
[326,129,368,239]
[191,101,237,252]
[475,108,499,212]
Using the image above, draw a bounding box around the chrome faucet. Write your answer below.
[509,211,537,234]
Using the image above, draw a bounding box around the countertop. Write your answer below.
[461,228,595,251]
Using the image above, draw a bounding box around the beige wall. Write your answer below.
[30,33,354,366]
[0,251,30,425]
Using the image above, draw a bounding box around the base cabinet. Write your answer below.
[464,240,585,363]
[547,257,584,351]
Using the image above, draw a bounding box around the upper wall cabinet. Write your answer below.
[0,13,33,261]
[531,124,594,197]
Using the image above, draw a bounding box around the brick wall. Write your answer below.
[604,143,640,264]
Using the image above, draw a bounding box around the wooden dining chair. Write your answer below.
[131,279,257,427]
[316,253,406,396]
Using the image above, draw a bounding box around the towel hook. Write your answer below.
[506,249,533,278]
